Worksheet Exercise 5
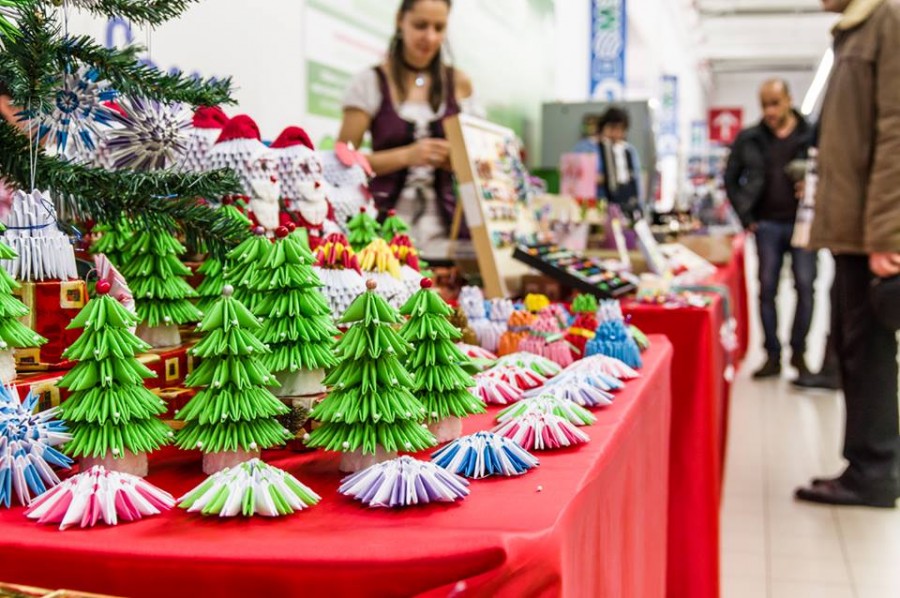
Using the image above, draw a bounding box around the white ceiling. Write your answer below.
[694,0,837,73]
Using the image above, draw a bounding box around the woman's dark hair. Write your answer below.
[390,0,452,113]
[599,107,630,131]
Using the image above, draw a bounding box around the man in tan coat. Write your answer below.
[796,0,900,508]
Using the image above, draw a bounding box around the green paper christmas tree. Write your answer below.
[306,280,435,469]
[57,280,171,470]
[399,279,484,439]
[226,226,271,312]
[0,224,47,383]
[175,284,291,472]
[347,207,380,252]
[89,217,135,269]
[380,208,410,241]
[250,226,338,396]
[195,201,252,314]
[121,227,202,347]
[571,293,598,314]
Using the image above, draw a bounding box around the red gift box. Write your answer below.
[155,386,196,422]
[137,341,196,390]
[13,280,87,370]
[12,370,70,412]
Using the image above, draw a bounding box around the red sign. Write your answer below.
[709,108,743,145]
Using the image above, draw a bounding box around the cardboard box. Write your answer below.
[13,280,87,369]
[677,234,735,265]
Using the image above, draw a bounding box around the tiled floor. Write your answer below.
[721,242,900,597]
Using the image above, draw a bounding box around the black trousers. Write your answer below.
[833,255,900,496]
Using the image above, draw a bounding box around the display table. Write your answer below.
[0,339,673,598]
[709,233,749,363]
[623,299,727,598]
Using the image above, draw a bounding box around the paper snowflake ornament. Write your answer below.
[431,431,539,479]
[483,364,547,392]
[496,395,596,427]
[470,372,523,405]
[492,411,590,451]
[104,96,191,171]
[339,455,469,508]
[179,105,229,172]
[564,353,640,381]
[31,66,116,155]
[0,387,72,508]
[1,189,78,281]
[25,465,175,530]
[179,459,320,518]
[525,377,614,408]
[495,352,562,378]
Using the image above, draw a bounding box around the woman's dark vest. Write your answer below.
[368,66,461,234]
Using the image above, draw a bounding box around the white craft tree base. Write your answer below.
[0,349,16,385]
[428,417,464,444]
[272,369,325,398]
[137,323,181,349]
[81,451,148,478]
[339,448,397,473]
[203,448,261,475]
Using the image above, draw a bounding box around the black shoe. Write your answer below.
[790,354,810,375]
[752,357,781,379]
[795,479,897,509]
[792,371,840,391]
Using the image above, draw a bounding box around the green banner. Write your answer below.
[307,61,352,120]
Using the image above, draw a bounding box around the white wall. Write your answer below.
[712,70,816,128]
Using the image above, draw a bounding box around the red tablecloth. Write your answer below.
[623,299,726,598]
[0,339,673,598]
[708,234,749,364]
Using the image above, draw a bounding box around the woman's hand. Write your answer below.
[407,138,451,168]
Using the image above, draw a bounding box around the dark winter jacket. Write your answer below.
[723,111,813,229]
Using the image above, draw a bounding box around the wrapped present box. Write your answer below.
[156,386,196,423]
[137,341,197,390]
[12,370,69,411]
[13,280,88,370]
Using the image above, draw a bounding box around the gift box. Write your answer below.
[156,386,196,423]
[12,370,70,411]
[13,280,88,369]
[137,341,197,390]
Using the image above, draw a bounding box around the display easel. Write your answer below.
[444,114,535,298]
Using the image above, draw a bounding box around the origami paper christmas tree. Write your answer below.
[346,207,380,252]
[175,285,291,474]
[121,227,202,348]
[251,226,338,397]
[0,224,47,384]
[380,208,410,241]
[399,279,484,442]
[57,280,171,476]
[306,280,435,472]
[89,217,135,270]
[225,226,271,312]
[195,199,252,314]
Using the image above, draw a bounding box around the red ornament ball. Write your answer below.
[275,226,289,238]
[95,280,112,295]
[420,278,434,289]
[388,209,397,216]
[284,221,297,232]
[359,206,367,213]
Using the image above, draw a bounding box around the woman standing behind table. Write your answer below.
[338,0,481,261]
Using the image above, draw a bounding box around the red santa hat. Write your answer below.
[193,106,229,129]
[214,114,262,144]
[270,126,315,150]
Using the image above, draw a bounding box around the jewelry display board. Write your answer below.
[445,114,537,298]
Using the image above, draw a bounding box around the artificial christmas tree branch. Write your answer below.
[59,36,233,107]
[0,121,245,257]
[59,0,199,27]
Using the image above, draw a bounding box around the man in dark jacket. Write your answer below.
[724,80,817,379]
[795,0,900,508]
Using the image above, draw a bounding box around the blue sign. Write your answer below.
[590,0,627,100]
[658,74,679,156]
